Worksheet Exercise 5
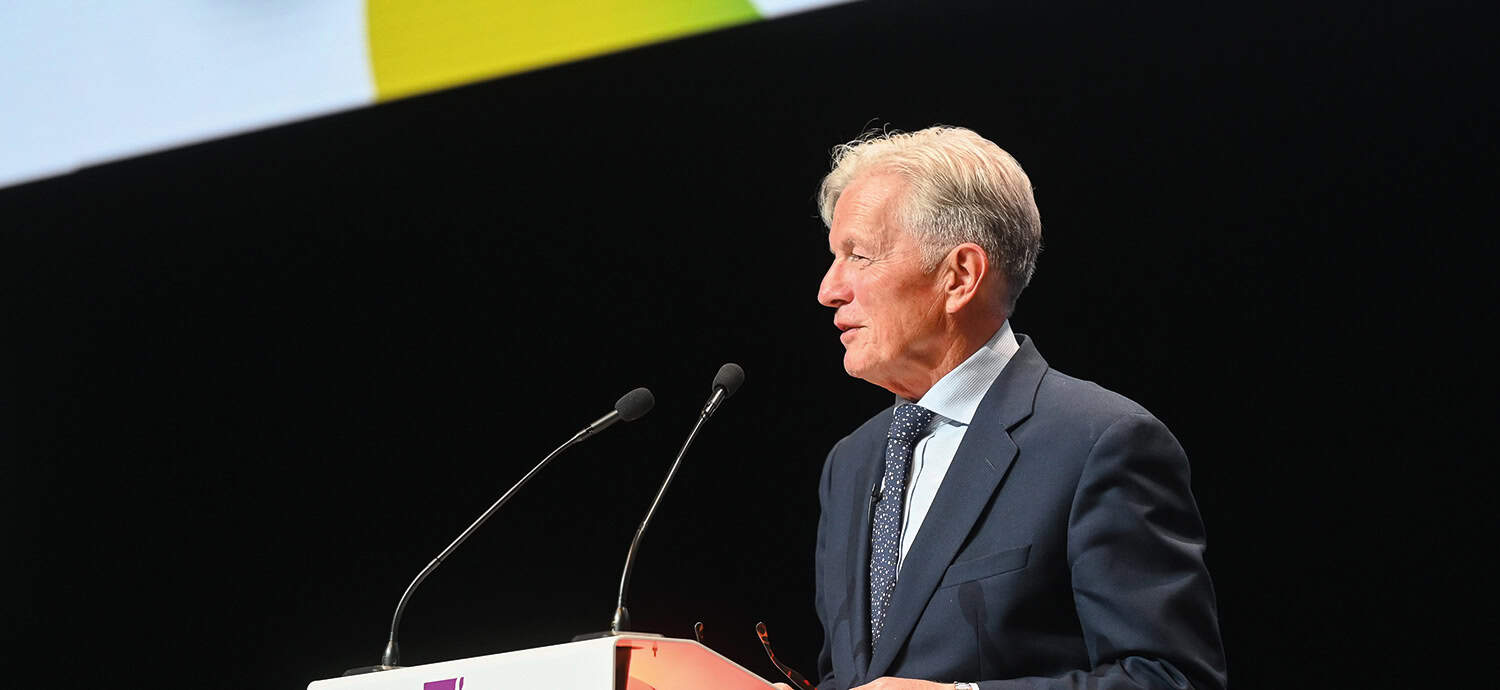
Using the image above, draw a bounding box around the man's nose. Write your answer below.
[818,261,849,307]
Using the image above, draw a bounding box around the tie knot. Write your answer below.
[888,404,936,442]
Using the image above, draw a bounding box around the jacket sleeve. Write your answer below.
[979,412,1228,690]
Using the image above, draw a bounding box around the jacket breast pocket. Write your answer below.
[937,544,1030,589]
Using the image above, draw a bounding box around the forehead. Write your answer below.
[829,172,907,248]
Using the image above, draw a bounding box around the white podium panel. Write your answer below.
[308,635,774,690]
[615,636,773,690]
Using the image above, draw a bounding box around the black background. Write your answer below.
[2,1,1493,688]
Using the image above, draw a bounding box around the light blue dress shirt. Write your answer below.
[897,320,1020,571]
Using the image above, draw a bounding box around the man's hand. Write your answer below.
[853,679,951,690]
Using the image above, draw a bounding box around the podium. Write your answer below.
[308,635,776,690]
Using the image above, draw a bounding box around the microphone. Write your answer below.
[345,387,655,676]
[607,363,743,635]
[702,362,745,418]
[581,386,655,440]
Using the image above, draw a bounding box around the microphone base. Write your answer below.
[341,664,402,676]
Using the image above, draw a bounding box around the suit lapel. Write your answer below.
[864,336,1047,680]
[845,407,892,684]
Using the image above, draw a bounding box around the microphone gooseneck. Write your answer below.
[347,387,655,675]
[610,364,743,634]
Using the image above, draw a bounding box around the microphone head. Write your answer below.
[615,387,655,421]
[712,363,745,399]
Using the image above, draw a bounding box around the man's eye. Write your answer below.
[848,253,871,263]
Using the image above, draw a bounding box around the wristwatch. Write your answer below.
[955,684,979,690]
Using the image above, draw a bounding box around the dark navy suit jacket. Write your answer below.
[814,336,1227,689]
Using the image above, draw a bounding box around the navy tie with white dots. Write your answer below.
[869,403,936,652]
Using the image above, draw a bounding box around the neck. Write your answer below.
[887,314,1006,401]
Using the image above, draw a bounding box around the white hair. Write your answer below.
[818,126,1042,312]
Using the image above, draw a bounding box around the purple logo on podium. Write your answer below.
[423,678,463,690]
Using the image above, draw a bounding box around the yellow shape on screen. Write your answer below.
[367,0,762,101]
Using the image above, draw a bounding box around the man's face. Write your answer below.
[817,173,948,397]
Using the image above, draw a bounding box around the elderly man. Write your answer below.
[790,127,1227,690]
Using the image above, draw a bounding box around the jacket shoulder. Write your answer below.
[1031,367,1158,437]
[822,404,894,475]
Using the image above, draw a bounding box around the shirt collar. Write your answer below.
[906,321,1020,426]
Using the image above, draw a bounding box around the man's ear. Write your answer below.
[941,243,989,314]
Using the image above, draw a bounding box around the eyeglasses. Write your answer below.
[756,622,817,690]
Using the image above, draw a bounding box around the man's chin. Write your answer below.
[842,353,865,379]
[843,358,910,398]
[843,357,885,388]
